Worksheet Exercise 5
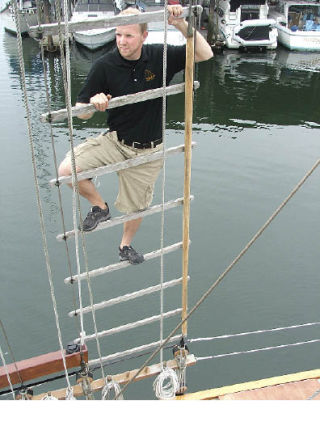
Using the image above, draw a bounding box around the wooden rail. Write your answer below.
[57,196,194,241]
[51,143,196,187]
[64,241,187,284]
[68,276,187,317]
[0,346,88,389]
[29,6,202,38]
[42,82,199,124]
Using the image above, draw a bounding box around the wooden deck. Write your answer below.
[176,368,320,400]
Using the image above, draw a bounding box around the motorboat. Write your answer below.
[269,0,320,50]
[1,0,38,36]
[216,0,278,49]
[71,0,118,50]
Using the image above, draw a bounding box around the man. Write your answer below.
[58,5,213,265]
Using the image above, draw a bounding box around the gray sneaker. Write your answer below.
[119,245,144,265]
[80,204,111,232]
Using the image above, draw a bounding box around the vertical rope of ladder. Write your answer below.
[181,2,195,339]
[11,0,73,394]
[54,0,106,380]
[35,1,81,335]
[0,342,15,399]
[159,0,169,367]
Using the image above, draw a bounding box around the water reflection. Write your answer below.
[194,47,320,128]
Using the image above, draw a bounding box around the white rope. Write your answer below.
[189,321,320,343]
[54,0,106,379]
[153,367,179,400]
[12,0,73,394]
[196,338,320,361]
[0,343,15,400]
[101,378,124,400]
[65,388,77,400]
[159,0,169,367]
[41,392,58,400]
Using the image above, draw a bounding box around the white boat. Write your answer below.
[269,0,320,51]
[216,0,278,49]
[1,0,38,36]
[71,0,117,50]
[138,0,186,46]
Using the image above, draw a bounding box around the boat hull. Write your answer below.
[2,7,38,35]
[276,26,320,51]
[73,28,115,50]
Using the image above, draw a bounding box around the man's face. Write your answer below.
[116,24,148,60]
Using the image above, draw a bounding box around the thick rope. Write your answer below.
[11,0,72,393]
[189,321,320,343]
[116,154,320,399]
[196,338,320,361]
[0,341,15,400]
[54,0,106,379]
[153,366,179,399]
[35,2,80,330]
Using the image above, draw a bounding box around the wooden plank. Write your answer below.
[74,309,182,343]
[68,276,187,317]
[88,335,182,368]
[51,143,197,187]
[175,368,320,400]
[29,7,202,37]
[57,195,194,241]
[220,379,320,400]
[182,16,195,338]
[32,354,196,400]
[42,82,199,124]
[64,241,186,284]
[0,346,88,390]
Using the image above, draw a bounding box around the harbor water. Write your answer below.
[1,17,320,400]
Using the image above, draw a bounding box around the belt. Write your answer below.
[121,138,162,149]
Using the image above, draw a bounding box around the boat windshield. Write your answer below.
[287,4,320,31]
[75,0,115,12]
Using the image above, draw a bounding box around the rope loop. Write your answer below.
[101,376,124,400]
[153,367,179,400]
[41,392,58,400]
[65,388,76,400]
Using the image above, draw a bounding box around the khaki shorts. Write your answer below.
[65,131,163,214]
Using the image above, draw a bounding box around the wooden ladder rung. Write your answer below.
[29,6,202,38]
[57,196,194,241]
[68,276,188,317]
[87,335,182,368]
[64,240,187,284]
[74,308,182,344]
[51,142,196,187]
[43,83,199,124]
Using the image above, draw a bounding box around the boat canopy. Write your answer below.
[230,0,266,12]
[75,0,116,12]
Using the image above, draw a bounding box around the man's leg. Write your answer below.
[58,159,110,231]
[120,218,143,249]
[58,159,107,209]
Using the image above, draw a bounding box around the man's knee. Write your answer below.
[58,159,71,177]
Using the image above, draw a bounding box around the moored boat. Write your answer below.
[216,0,278,49]
[269,0,320,51]
[1,0,38,36]
[71,0,118,50]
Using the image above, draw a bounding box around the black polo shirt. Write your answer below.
[77,44,186,144]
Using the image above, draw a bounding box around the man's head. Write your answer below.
[116,8,148,60]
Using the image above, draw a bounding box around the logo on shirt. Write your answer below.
[145,69,156,82]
